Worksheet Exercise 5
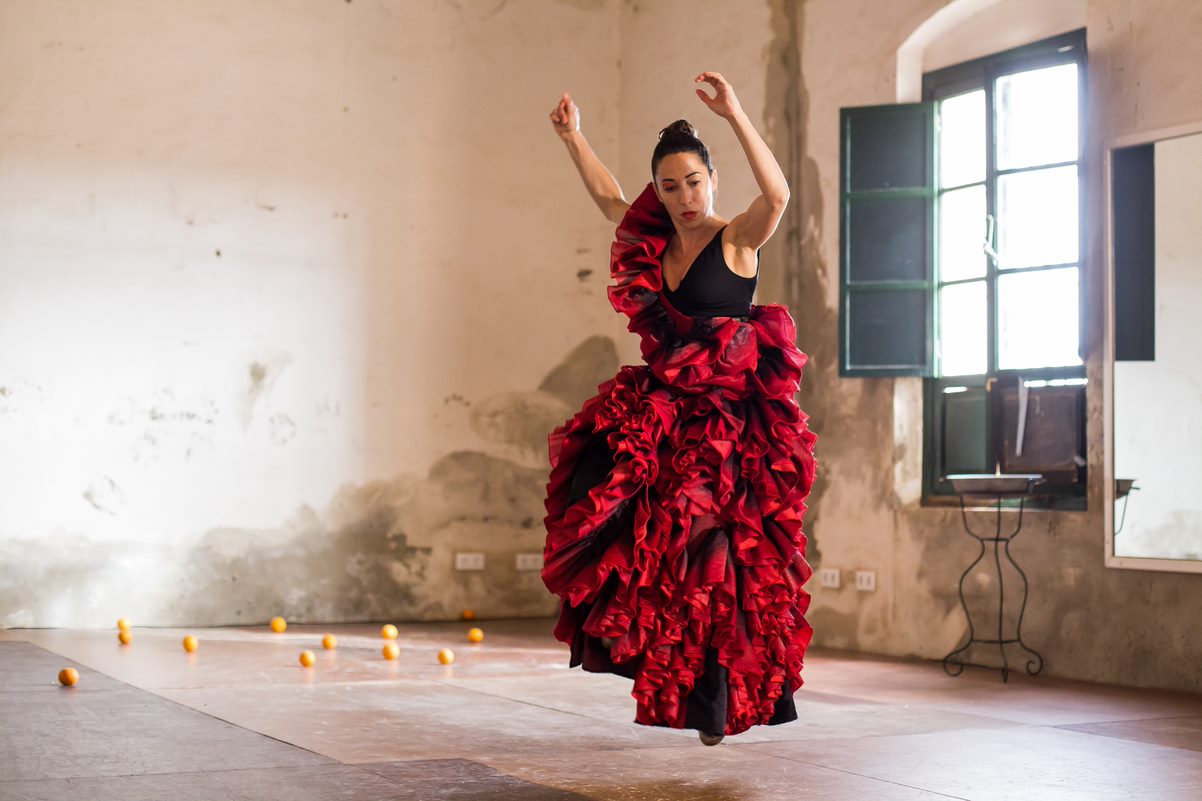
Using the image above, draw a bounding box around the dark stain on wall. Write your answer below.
[807,606,864,651]
[173,449,553,625]
[538,335,618,405]
[914,506,970,619]
[177,480,431,624]
[1,335,618,628]
[470,392,572,455]
[82,475,126,516]
[470,335,618,454]
[243,355,292,427]
[765,0,831,568]
[177,336,619,625]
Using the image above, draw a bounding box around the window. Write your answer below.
[840,29,1088,508]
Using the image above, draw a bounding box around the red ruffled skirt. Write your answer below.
[541,183,818,737]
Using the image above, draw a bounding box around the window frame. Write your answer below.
[920,28,1089,508]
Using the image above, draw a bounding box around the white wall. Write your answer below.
[0,0,623,627]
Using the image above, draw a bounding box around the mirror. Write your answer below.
[1105,123,1202,573]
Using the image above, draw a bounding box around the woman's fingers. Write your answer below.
[550,93,572,127]
[550,93,579,132]
[694,72,739,117]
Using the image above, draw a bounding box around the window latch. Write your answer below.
[983,213,1000,267]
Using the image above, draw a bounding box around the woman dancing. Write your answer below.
[541,72,818,746]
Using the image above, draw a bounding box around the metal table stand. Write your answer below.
[941,473,1046,683]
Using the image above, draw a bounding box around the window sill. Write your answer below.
[919,493,1088,513]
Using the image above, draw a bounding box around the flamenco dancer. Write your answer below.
[541,72,818,746]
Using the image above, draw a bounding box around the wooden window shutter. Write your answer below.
[839,103,937,377]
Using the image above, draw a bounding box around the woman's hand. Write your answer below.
[694,72,743,119]
[549,92,580,136]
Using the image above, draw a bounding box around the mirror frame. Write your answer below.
[1103,118,1202,574]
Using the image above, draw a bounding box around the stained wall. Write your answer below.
[791,0,1202,693]
[0,0,623,627]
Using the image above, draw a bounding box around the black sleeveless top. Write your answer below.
[663,225,758,318]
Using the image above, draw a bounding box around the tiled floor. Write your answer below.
[2,619,1200,800]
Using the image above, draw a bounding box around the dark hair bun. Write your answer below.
[651,118,713,177]
[659,119,700,141]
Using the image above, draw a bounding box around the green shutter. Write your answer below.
[839,103,937,377]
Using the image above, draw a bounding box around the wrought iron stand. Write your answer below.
[942,489,1045,682]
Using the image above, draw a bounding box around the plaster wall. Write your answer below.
[0,0,622,628]
[794,0,1202,692]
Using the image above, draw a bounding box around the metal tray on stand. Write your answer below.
[945,473,1044,495]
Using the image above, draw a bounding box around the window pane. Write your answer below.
[939,89,984,188]
[997,267,1082,370]
[939,280,986,376]
[943,388,989,474]
[939,185,986,282]
[996,63,1078,171]
[997,165,1078,269]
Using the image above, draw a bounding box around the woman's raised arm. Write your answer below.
[694,72,790,249]
[550,93,630,226]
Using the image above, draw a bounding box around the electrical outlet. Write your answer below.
[515,553,544,571]
[454,552,485,571]
[818,568,841,588]
[855,570,876,592]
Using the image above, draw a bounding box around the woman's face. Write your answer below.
[654,151,717,229]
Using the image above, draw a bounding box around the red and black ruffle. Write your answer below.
[542,183,818,736]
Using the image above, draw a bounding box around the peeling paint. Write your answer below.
[315,396,341,418]
[270,413,297,445]
[83,475,125,515]
[242,354,293,427]
[469,336,618,454]
[470,391,570,454]
[0,380,46,414]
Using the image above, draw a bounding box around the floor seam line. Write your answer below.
[431,678,637,726]
[752,749,974,801]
